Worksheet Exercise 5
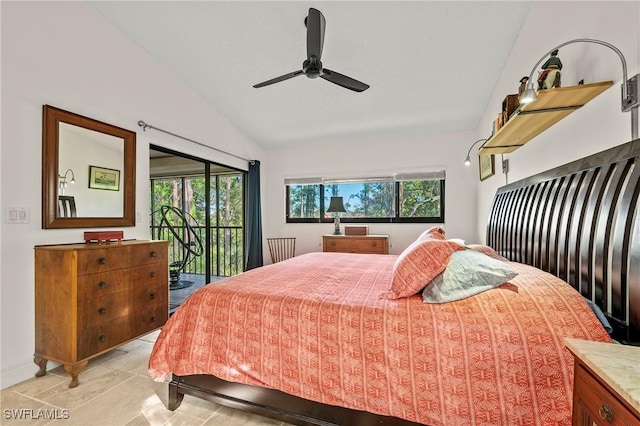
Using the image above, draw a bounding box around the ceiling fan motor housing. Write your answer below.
[303,58,322,78]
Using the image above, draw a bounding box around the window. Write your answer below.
[287,184,321,220]
[285,172,445,223]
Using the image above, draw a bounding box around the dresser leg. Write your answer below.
[34,355,48,377]
[63,360,88,388]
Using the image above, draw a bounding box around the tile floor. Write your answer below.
[0,330,292,425]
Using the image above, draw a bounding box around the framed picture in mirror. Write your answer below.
[89,166,120,191]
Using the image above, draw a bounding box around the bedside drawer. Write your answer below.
[573,363,640,426]
[323,235,388,254]
[324,238,355,252]
[350,238,386,253]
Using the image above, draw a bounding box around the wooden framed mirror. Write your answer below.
[42,105,136,229]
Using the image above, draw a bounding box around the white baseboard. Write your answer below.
[0,358,61,390]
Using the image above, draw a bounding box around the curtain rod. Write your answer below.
[137,120,255,164]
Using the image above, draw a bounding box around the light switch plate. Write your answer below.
[6,207,30,224]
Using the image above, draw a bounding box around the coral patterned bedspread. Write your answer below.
[149,252,611,425]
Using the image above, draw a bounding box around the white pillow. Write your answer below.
[422,249,518,303]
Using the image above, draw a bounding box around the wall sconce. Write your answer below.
[464,138,488,166]
[58,168,75,195]
[519,38,639,138]
[326,196,346,235]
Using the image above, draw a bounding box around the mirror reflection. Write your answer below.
[58,123,125,218]
[42,105,136,229]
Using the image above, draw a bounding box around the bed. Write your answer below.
[149,138,639,426]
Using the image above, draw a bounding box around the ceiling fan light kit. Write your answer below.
[253,8,369,92]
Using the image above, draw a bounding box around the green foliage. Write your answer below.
[399,180,441,217]
[150,173,245,278]
[288,184,320,218]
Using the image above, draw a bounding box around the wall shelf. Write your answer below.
[478,81,613,155]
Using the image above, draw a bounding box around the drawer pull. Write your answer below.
[150,293,157,300]
[98,281,106,289]
[97,307,106,315]
[598,405,613,422]
[150,316,157,322]
[98,257,107,265]
[150,251,157,258]
[98,334,106,343]
[150,271,156,278]
[371,242,377,247]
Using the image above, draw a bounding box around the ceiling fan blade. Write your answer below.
[253,70,304,88]
[306,8,325,61]
[320,68,370,92]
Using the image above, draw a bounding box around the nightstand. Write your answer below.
[322,234,389,254]
[565,338,640,426]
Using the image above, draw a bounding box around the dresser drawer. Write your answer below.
[128,243,168,268]
[79,284,167,328]
[573,363,640,426]
[77,307,166,360]
[78,264,166,300]
[78,269,130,300]
[78,316,134,359]
[77,242,168,275]
[76,246,132,275]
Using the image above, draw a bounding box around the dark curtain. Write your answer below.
[245,160,263,270]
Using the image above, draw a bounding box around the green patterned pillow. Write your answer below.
[422,249,518,303]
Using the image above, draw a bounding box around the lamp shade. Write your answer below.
[327,196,346,213]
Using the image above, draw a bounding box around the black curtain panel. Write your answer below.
[245,160,263,270]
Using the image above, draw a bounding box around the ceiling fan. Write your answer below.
[253,8,370,92]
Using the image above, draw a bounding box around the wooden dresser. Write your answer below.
[565,338,640,426]
[322,234,389,254]
[34,240,169,387]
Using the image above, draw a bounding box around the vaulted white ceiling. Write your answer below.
[89,1,531,149]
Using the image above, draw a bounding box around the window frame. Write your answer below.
[285,179,445,224]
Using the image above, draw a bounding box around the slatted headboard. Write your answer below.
[487,139,640,345]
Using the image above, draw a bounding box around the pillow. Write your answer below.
[466,244,507,261]
[447,238,466,246]
[381,237,464,299]
[417,226,446,241]
[422,249,518,303]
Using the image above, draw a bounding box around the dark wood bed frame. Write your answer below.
[487,138,639,345]
[167,139,640,425]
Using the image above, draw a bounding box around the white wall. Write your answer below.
[262,130,480,257]
[0,2,263,388]
[475,1,639,242]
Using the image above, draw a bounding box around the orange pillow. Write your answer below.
[417,226,446,241]
[381,237,464,299]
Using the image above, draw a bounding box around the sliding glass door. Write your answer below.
[149,146,245,310]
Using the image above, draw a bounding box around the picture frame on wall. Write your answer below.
[479,155,495,181]
[88,165,120,191]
